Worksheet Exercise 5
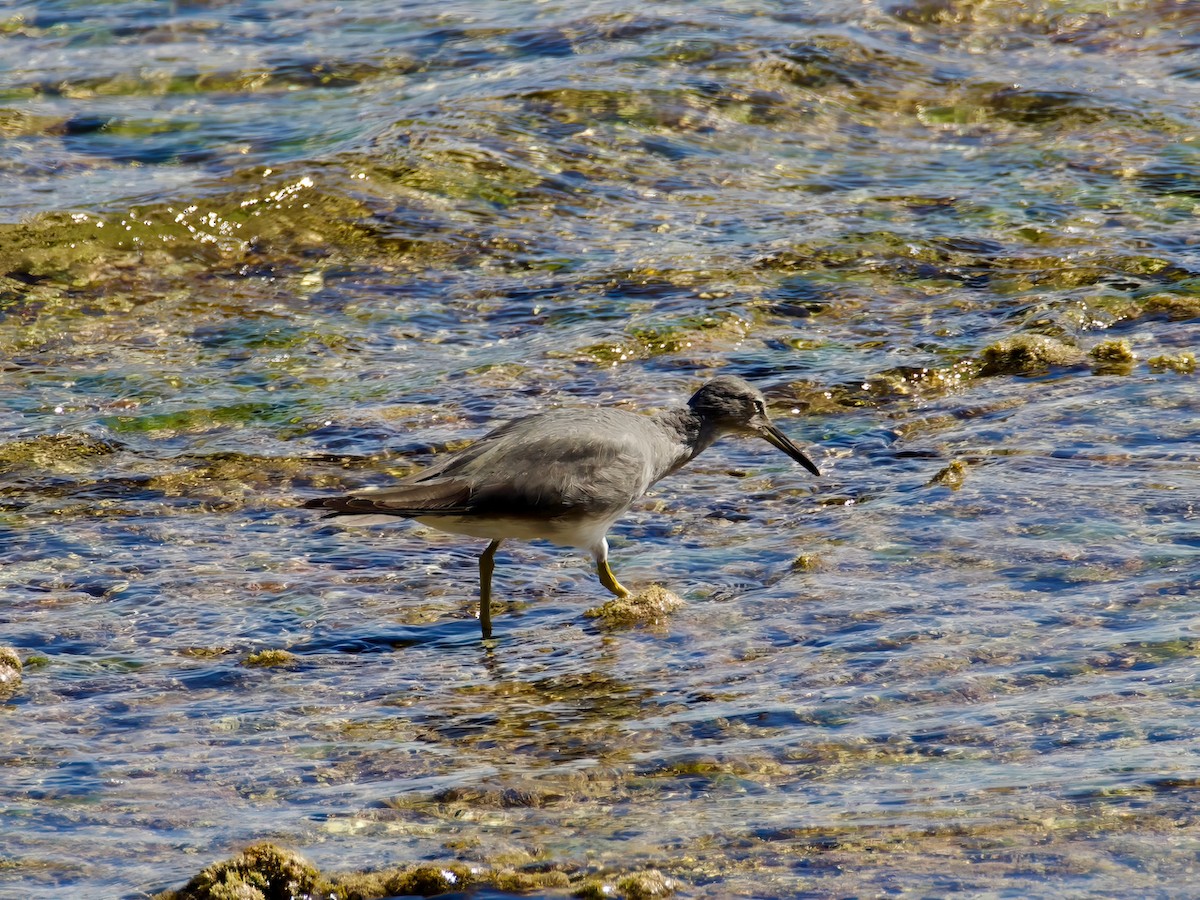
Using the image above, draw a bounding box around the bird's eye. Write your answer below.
[753,399,766,416]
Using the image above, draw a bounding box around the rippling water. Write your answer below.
[2,1,1200,897]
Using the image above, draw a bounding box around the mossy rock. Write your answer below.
[0,647,22,699]
[241,649,298,668]
[575,869,677,899]
[585,585,685,626]
[1141,293,1200,321]
[1147,352,1197,374]
[1089,338,1136,374]
[977,333,1085,376]
[493,868,572,891]
[1089,338,1135,363]
[0,433,120,473]
[927,459,968,490]
[163,843,329,900]
[163,845,677,900]
[790,554,821,572]
[379,862,478,896]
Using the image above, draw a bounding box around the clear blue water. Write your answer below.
[2,1,1200,896]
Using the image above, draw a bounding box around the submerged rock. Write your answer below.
[978,333,1086,376]
[1141,293,1200,321]
[1147,352,1197,374]
[240,649,298,668]
[575,868,678,899]
[377,862,478,897]
[790,553,821,571]
[159,846,573,899]
[160,842,328,900]
[0,433,120,473]
[1089,338,1136,374]
[927,459,968,490]
[585,585,685,626]
[0,647,22,699]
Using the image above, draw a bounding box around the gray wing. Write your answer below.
[301,478,473,517]
[303,409,662,520]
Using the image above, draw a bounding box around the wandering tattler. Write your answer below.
[303,375,820,638]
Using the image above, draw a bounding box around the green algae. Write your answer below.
[104,404,286,436]
[0,171,399,292]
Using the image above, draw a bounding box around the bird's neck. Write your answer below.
[654,407,722,477]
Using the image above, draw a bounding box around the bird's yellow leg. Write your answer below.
[597,558,631,598]
[479,539,501,639]
[593,538,630,598]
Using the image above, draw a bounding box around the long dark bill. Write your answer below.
[759,422,821,477]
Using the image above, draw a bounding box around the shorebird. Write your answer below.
[303,375,820,638]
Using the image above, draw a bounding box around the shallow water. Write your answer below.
[2,0,1200,897]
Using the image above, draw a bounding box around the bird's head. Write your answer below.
[687,375,821,476]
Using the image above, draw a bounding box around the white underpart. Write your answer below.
[330,514,410,528]
[415,511,625,561]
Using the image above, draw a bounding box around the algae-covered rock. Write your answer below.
[241,649,298,668]
[162,844,669,900]
[619,870,677,900]
[927,459,968,490]
[1089,338,1136,374]
[1089,338,1135,363]
[977,333,1085,376]
[339,860,571,897]
[585,585,685,626]
[380,862,478,896]
[0,647,22,699]
[494,868,572,891]
[162,842,329,900]
[1141,293,1200,321]
[575,869,677,899]
[339,860,546,898]
[1147,352,1197,374]
[0,433,120,474]
[790,553,821,572]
